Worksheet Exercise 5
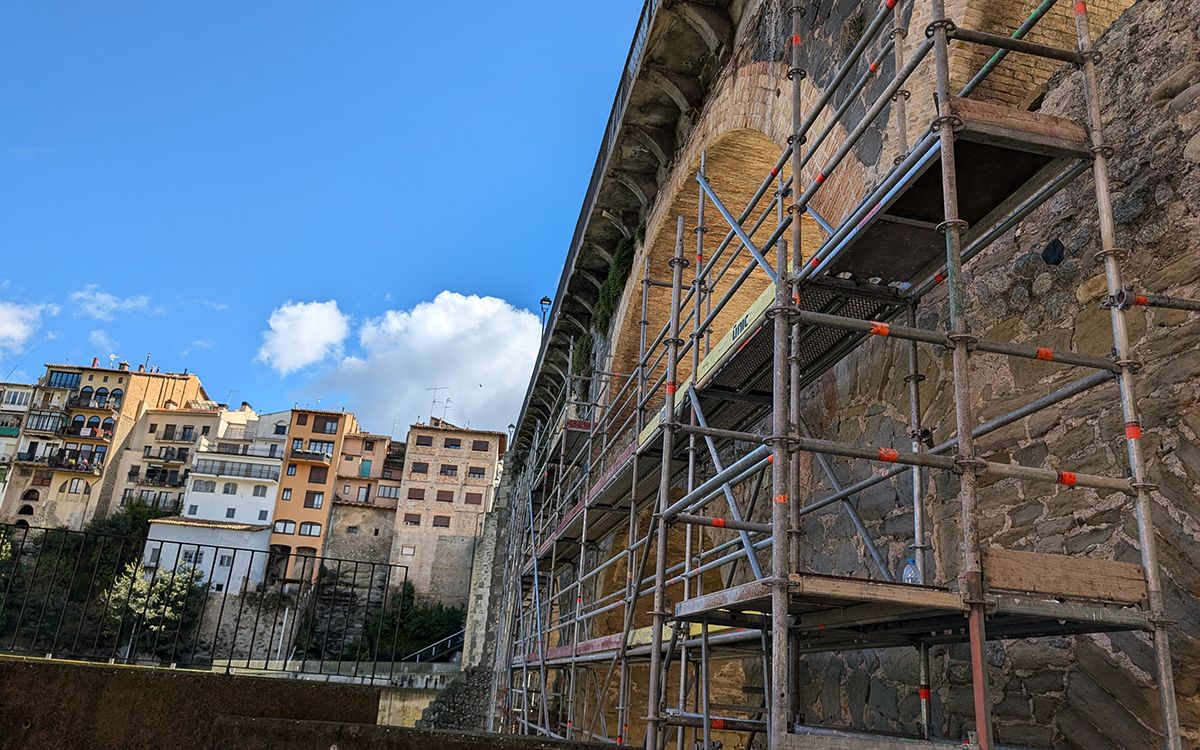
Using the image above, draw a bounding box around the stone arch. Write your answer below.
[17,505,33,516]
[608,127,824,399]
[21,489,39,504]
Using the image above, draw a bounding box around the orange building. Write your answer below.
[268,408,357,578]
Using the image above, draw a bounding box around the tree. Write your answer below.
[101,560,206,660]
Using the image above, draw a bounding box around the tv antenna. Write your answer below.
[425,386,448,422]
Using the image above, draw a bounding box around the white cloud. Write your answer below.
[69,284,150,321]
[182,339,213,357]
[320,291,539,433]
[88,329,118,354]
[257,300,350,375]
[0,302,58,352]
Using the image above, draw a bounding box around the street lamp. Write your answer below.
[540,296,552,329]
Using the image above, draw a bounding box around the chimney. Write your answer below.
[91,357,100,368]
[118,361,130,372]
[137,364,146,373]
[240,401,253,412]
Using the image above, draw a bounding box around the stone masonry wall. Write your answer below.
[704,2,1200,746]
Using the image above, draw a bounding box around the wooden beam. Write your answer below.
[984,547,1147,605]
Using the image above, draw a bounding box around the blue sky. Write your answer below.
[0,1,642,433]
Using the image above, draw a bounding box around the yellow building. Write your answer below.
[2,358,205,529]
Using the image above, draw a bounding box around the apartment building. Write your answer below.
[268,408,358,578]
[1,359,205,529]
[0,382,34,500]
[324,434,405,565]
[139,407,287,594]
[390,418,505,608]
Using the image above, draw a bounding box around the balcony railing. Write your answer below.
[128,473,187,488]
[16,452,103,474]
[290,449,331,464]
[191,461,280,481]
[157,433,196,444]
[197,445,282,458]
[61,427,113,441]
[67,395,121,411]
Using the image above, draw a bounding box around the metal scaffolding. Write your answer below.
[492,1,1191,748]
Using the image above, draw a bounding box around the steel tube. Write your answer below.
[663,444,772,519]
[1074,4,1182,745]
[675,513,773,535]
[948,26,1082,64]
[931,0,993,745]
[646,217,687,749]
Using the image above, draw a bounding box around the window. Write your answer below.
[439,464,457,477]
[298,522,321,537]
[252,485,267,497]
[444,438,461,449]
[411,462,428,474]
[2,390,30,407]
[219,554,234,567]
[292,438,304,452]
[147,547,161,565]
[181,426,195,441]
[282,488,292,501]
[468,466,486,479]
[149,423,158,434]
[432,516,451,528]
[274,423,287,435]
[400,545,415,556]
[465,492,483,505]
[296,413,308,426]
[48,370,81,390]
[373,528,380,537]
[304,491,324,509]
[314,416,339,434]
[181,549,204,566]
[436,490,454,503]
[193,479,216,493]
[347,526,359,535]
[67,478,86,494]
[225,508,236,519]
[383,470,393,479]
[471,440,490,452]
[415,435,433,447]
[286,464,297,476]
[258,509,269,521]
[403,513,421,526]
[213,582,224,592]
[364,440,375,451]
[357,486,369,501]
[187,504,198,515]
[378,485,400,499]
[201,425,211,436]
[407,488,425,500]
[222,482,237,495]
[308,440,334,455]
[274,520,296,534]
[308,466,328,483]
[162,425,176,440]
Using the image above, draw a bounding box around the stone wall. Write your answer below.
[716,2,1200,746]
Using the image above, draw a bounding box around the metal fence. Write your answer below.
[0,522,418,684]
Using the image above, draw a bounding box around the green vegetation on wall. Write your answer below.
[591,235,637,335]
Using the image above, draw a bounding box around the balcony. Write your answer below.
[23,419,65,437]
[128,472,187,488]
[67,395,120,411]
[148,449,189,464]
[333,494,398,509]
[191,460,280,481]
[16,452,103,475]
[157,432,197,444]
[61,426,113,442]
[290,449,331,464]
